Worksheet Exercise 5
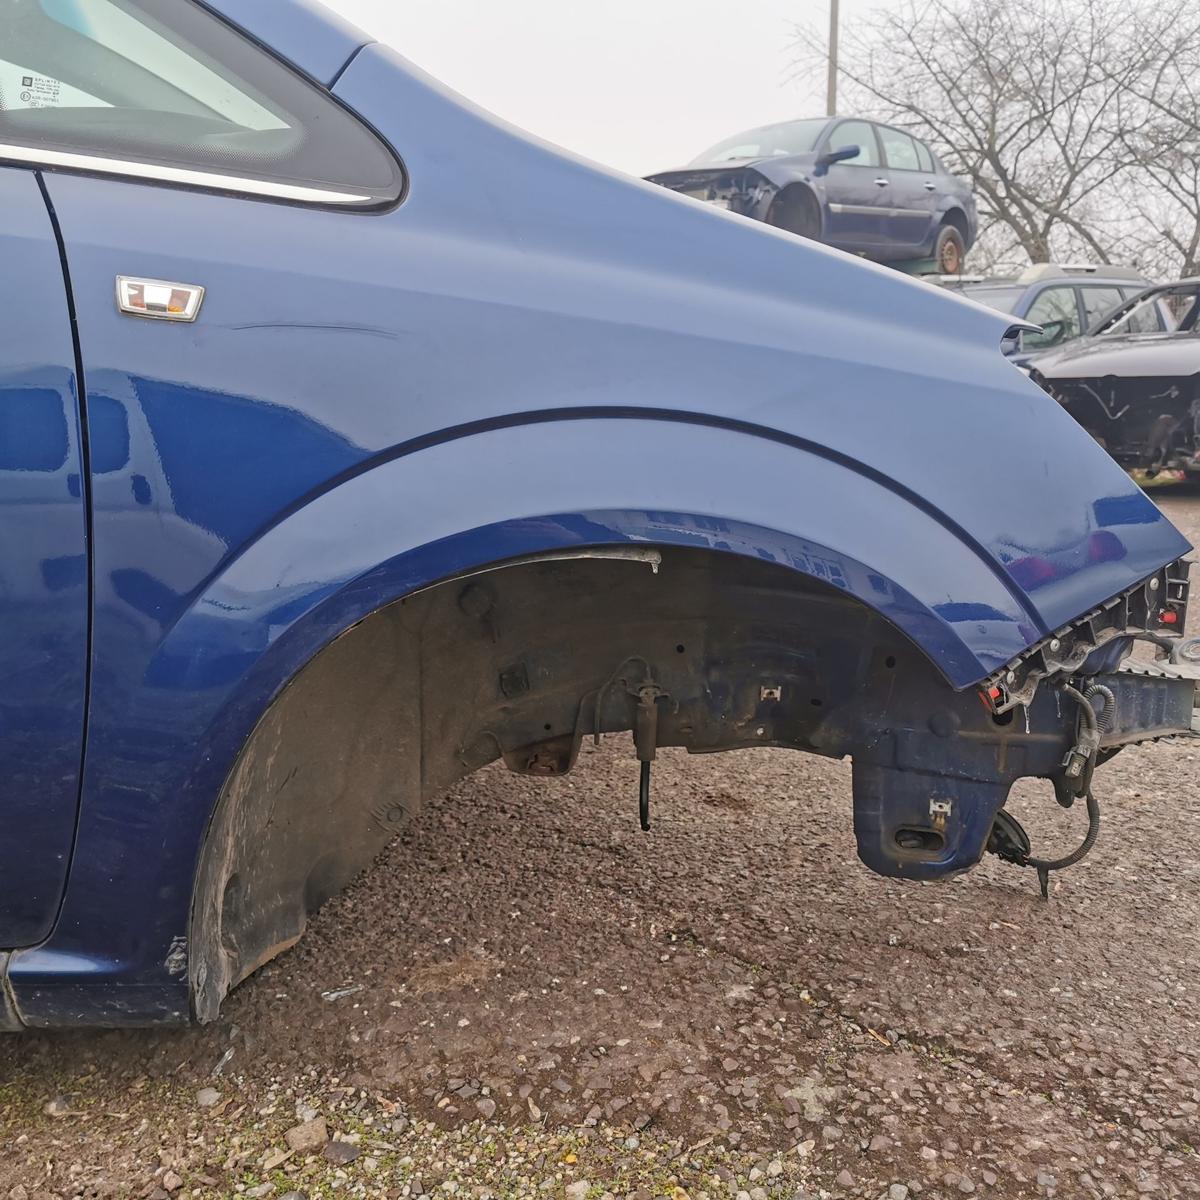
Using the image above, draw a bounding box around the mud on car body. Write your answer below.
[1029,279,1200,479]
[0,0,1195,1030]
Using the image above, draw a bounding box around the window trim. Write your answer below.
[0,0,405,211]
[0,141,376,204]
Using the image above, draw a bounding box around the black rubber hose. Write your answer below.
[1021,683,1104,883]
[1024,787,1101,874]
[1062,683,1099,736]
[1085,683,1116,735]
[1061,683,1101,796]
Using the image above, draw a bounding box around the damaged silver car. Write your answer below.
[1029,279,1200,479]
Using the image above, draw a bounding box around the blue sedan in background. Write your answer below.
[647,116,978,273]
[0,0,1193,1029]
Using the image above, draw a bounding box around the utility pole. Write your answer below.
[826,0,839,116]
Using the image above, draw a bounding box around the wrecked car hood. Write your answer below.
[646,152,813,183]
[1033,333,1200,380]
[643,162,779,191]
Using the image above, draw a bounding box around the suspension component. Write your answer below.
[630,676,671,833]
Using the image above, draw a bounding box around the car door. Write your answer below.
[818,119,888,250]
[875,125,935,251]
[0,168,90,947]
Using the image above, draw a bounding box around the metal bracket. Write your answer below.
[983,557,1191,713]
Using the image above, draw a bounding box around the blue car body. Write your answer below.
[646,116,978,267]
[0,0,1192,1028]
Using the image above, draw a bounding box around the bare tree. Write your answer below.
[793,0,1200,274]
[1113,19,1200,276]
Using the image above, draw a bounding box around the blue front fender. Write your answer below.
[10,414,1038,1024]
[178,414,1044,687]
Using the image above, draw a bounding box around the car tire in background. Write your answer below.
[767,186,821,241]
[934,222,966,274]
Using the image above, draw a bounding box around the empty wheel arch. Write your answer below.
[188,547,946,1020]
[767,184,822,241]
[185,536,1160,1022]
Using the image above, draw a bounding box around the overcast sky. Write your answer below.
[326,0,894,177]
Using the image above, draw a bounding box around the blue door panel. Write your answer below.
[0,168,89,948]
[822,164,888,247]
[884,172,936,250]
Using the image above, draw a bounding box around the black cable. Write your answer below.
[1085,683,1116,735]
[1025,788,1101,876]
[1020,683,1108,897]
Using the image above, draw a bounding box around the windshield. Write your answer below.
[691,118,828,164]
[958,285,1025,314]
[1097,284,1199,336]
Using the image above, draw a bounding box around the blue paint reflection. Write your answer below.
[86,375,365,646]
[0,387,70,472]
[0,369,88,945]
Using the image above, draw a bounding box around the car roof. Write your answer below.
[951,265,1153,291]
[738,116,834,135]
[1014,263,1150,285]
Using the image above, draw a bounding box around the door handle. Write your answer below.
[116,276,205,322]
[923,181,937,192]
[873,177,889,188]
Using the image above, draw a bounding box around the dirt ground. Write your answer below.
[2,491,1198,1200]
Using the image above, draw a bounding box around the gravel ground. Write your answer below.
[2,491,1198,1200]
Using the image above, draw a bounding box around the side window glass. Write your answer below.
[1023,287,1081,350]
[0,0,403,207]
[878,126,920,171]
[826,120,878,168]
[1164,292,1196,328]
[915,140,934,173]
[1110,295,1165,335]
[1112,304,1158,334]
[1080,287,1124,329]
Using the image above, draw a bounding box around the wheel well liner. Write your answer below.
[189,547,931,1019]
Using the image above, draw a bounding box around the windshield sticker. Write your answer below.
[0,57,110,111]
[20,73,62,108]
